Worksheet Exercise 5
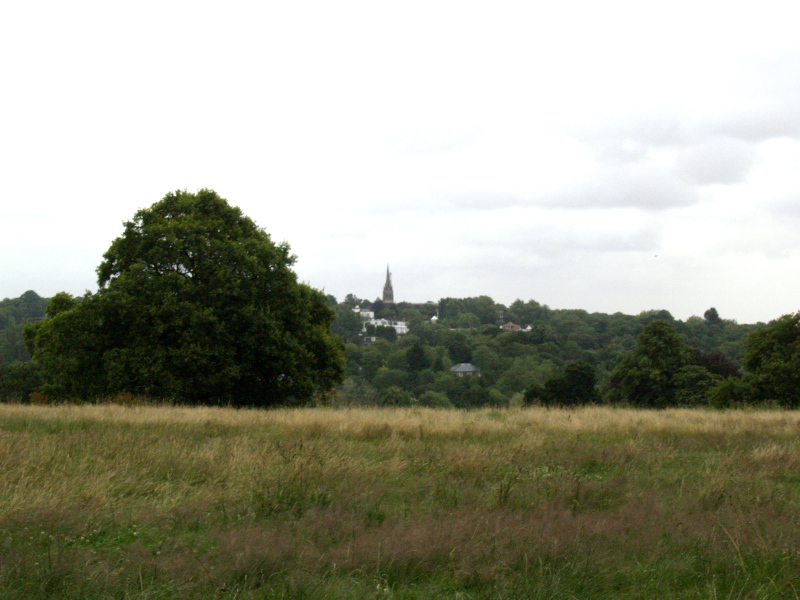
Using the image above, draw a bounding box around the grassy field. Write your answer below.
[1,404,800,599]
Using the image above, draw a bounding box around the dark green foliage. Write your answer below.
[706,376,751,408]
[440,330,472,363]
[741,312,800,406]
[417,389,452,407]
[378,385,415,406]
[608,320,698,407]
[438,296,498,325]
[372,368,408,390]
[529,360,600,407]
[23,292,109,398]
[369,324,398,343]
[672,364,719,406]
[0,361,45,401]
[335,293,760,408]
[506,298,550,325]
[405,341,430,372]
[24,189,344,406]
[331,303,362,341]
[704,306,722,324]
[694,350,740,379]
[0,291,49,362]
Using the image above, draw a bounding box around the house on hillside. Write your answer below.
[450,363,481,377]
[365,317,409,335]
[352,306,409,337]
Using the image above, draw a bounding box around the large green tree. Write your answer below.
[526,360,600,407]
[25,189,344,406]
[608,320,700,407]
[741,312,800,407]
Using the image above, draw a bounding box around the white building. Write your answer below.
[363,317,409,336]
[352,306,409,336]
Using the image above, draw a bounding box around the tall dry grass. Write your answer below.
[1,404,800,598]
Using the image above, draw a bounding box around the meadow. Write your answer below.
[1,404,800,599]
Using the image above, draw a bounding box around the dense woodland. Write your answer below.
[327,294,768,408]
[3,288,776,408]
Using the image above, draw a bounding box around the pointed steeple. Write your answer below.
[382,264,394,304]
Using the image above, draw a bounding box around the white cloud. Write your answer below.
[2,1,800,323]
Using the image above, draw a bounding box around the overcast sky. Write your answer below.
[2,1,799,324]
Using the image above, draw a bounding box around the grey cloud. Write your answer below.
[708,106,800,143]
[455,217,662,260]
[771,197,800,219]
[513,228,660,259]
[550,170,698,211]
[444,168,698,213]
[573,117,684,164]
[675,138,756,185]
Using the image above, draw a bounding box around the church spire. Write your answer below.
[382,265,394,304]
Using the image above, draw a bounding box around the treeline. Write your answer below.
[0,290,48,362]
[328,295,776,408]
[4,289,799,409]
[0,291,48,400]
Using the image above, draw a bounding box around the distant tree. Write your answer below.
[372,369,409,391]
[0,291,49,363]
[522,383,544,405]
[24,292,108,398]
[438,297,464,322]
[332,304,363,341]
[471,345,506,385]
[704,307,722,325]
[741,312,800,407]
[0,361,45,401]
[638,309,675,325]
[532,361,600,407]
[364,324,397,343]
[440,330,472,363]
[24,189,344,405]
[356,345,385,380]
[694,350,740,379]
[405,341,430,372]
[495,356,555,397]
[379,385,415,406]
[343,294,363,307]
[608,320,695,407]
[334,377,379,406]
[462,296,499,325]
[430,346,449,372]
[672,365,719,406]
[455,312,480,330]
[506,299,551,325]
[418,390,452,408]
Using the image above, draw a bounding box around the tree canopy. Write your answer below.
[741,312,800,407]
[24,189,344,406]
[608,320,704,407]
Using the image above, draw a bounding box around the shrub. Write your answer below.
[0,361,45,402]
[418,390,452,408]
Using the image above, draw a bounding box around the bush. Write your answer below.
[334,378,380,406]
[418,390,452,408]
[378,386,415,406]
[537,361,600,407]
[706,377,750,409]
[0,361,45,402]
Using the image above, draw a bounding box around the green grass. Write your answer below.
[1,404,800,598]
